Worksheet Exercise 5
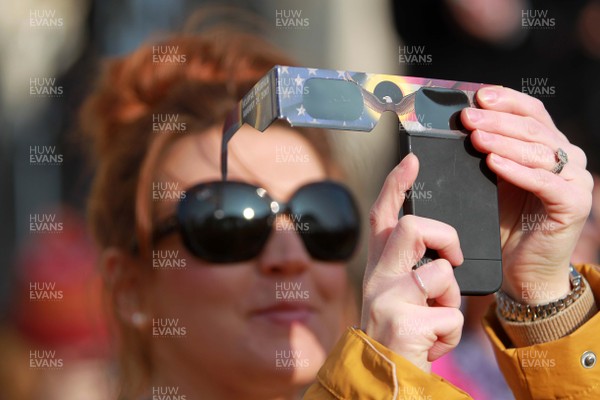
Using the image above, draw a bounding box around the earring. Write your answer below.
[131,311,148,328]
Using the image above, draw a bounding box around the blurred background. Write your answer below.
[0,0,598,398]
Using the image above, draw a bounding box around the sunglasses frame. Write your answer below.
[150,180,361,263]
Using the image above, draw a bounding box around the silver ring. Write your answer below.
[551,148,568,174]
[411,268,429,299]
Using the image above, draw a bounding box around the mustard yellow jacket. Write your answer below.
[306,264,600,399]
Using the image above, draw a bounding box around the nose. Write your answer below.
[256,214,312,275]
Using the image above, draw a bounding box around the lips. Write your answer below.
[250,302,316,325]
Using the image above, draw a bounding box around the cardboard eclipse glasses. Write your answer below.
[221,65,486,179]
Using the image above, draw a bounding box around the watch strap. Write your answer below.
[496,276,597,346]
[496,265,584,322]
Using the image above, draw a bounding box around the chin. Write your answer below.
[278,322,329,381]
[242,322,328,382]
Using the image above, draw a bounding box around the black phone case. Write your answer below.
[398,88,502,295]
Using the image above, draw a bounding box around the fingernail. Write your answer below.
[465,108,481,123]
[478,88,498,104]
[477,130,491,143]
[489,153,505,166]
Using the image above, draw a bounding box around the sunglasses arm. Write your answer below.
[152,215,180,245]
[130,215,180,256]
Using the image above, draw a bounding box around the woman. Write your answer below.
[82,29,361,399]
[81,27,599,399]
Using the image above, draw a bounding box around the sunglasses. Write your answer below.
[150,180,361,263]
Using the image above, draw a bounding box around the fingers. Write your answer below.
[487,154,593,218]
[363,294,464,370]
[363,215,463,309]
[473,86,562,136]
[425,307,464,362]
[412,259,461,308]
[367,153,419,267]
[377,215,464,275]
[461,87,591,172]
[462,106,573,154]
[459,86,591,211]
[470,129,588,179]
[363,214,464,314]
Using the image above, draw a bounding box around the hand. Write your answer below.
[361,154,464,373]
[462,87,593,304]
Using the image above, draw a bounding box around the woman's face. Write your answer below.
[143,124,350,395]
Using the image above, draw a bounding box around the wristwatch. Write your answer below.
[496,265,585,322]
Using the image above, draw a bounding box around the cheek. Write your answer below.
[304,264,353,352]
[313,263,348,302]
[146,235,252,316]
[146,260,253,321]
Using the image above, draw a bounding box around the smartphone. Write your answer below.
[398,87,502,295]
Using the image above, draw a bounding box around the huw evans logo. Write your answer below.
[521,281,560,302]
[275,350,310,369]
[152,181,186,201]
[521,77,556,98]
[521,143,548,164]
[152,318,187,338]
[29,78,63,97]
[29,282,63,301]
[152,46,187,64]
[396,317,434,336]
[521,214,556,233]
[274,214,310,233]
[399,45,432,66]
[29,214,63,233]
[416,114,434,130]
[275,9,309,29]
[404,182,433,201]
[29,146,63,165]
[29,350,63,369]
[399,386,432,400]
[398,249,433,269]
[276,77,310,97]
[29,9,63,28]
[152,114,187,133]
[275,281,309,301]
[522,9,556,29]
[519,349,556,368]
[275,145,310,163]
[152,386,187,400]
[152,250,187,269]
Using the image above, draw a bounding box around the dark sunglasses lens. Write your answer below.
[178,182,273,263]
[291,182,360,261]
